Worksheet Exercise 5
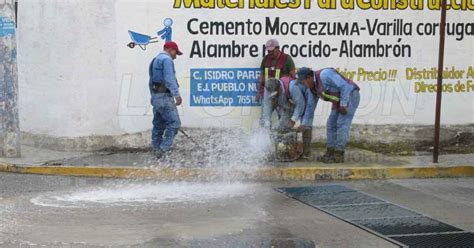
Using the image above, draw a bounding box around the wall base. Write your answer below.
[19,124,474,154]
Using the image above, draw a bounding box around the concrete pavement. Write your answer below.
[1,146,473,181]
[0,174,473,247]
[3,145,474,168]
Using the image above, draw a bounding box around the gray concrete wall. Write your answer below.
[15,0,474,141]
[12,1,473,156]
[19,124,474,153]
[17,0,120,137]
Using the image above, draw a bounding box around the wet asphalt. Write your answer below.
[0,173,473,247]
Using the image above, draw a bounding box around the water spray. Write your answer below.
[179,129,207,151]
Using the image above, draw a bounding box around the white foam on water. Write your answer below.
[31,182,253,208]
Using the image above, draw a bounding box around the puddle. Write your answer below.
[31,182,253,208]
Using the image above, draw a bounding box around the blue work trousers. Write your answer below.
[151,93,181,151]
[326,90,360,151]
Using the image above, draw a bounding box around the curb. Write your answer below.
[1,163,473,181]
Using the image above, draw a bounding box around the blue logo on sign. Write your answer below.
[190,68,261,107]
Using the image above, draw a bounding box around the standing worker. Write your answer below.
[258,39,296,128]
[297,67,360,163]
[149,41,183,158]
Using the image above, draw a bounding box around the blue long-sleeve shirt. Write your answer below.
[319,68,355,107]
[289,80,319,127]
[149,51,180,97]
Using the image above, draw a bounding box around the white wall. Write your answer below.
[17,0,474,137]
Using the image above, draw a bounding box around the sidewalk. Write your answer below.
[0,145,473,181]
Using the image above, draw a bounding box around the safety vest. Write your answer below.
[278,76,297,110]
[314,68,360,108]
[264,52,288,81]
[280,76,293,98]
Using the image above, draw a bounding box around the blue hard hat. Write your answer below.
[297,67,313,79]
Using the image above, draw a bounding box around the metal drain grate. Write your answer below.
[353,216,463,236]
[276,185,474,248]
[390,232,474,247]
[277,185,354,196]
[293,191,384,207]
[321,203,421,221]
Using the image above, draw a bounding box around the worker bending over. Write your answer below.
[297,67,360,163]
[282,69,319,160]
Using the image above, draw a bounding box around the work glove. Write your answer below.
[175,96,182,106]
[296,125,305,132]
[338,106,348,115]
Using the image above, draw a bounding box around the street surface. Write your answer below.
[0,173,473,247]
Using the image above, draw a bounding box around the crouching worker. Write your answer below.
[265,76,315,161]
[265,76,295,161]
[298,67,360,163]
[262,76,295,131]
[149,41,183,158]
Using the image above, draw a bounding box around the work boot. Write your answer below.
[317,148,335,162]
[301,129,313,160]
[153,149,165,159]
[160,149,174,160]
[332,150,345,163]
[319,149,345,164]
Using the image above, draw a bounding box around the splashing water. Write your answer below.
[209,128,273,166]
[31,129,273,208]
[58,128,276,179]
[182,128,273,181]
[155,128,274,169]
[31,182,253,208]
[31,128,275,207]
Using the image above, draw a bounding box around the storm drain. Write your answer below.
[276,185,474,248]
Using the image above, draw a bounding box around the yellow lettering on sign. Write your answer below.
[175,0,246,8]
[467,66,474,79]
[201,0,214,8]
[249,0,303,9]
[318,0,336,9]
[174,0,201,8]
[341,0,354,9]
[174,0,473,9]
[467,80,474,92]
